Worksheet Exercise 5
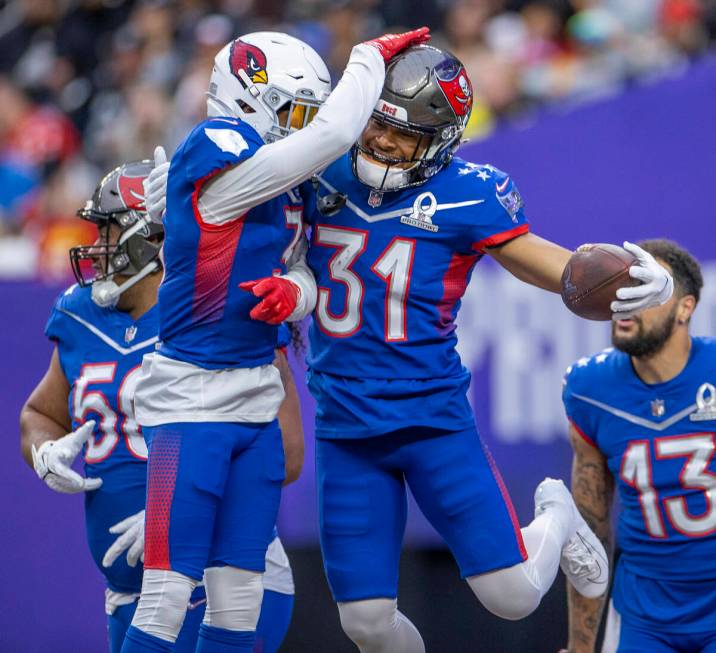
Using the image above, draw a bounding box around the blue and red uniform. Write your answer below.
[45,284,205,653]
[158,117,300,369]
[563,339,716,652]
[134,118,304,587]
[303,154,530,601]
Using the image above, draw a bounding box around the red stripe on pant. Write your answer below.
[482,441,529,561]
[144,430,181,569]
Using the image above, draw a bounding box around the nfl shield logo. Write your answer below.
[124,325,137,344]
[368,190,383,208]
[651,399,665,417]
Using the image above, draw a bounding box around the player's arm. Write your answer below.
[274,347,304,485]
[196,29,431,221]
[487,233,673,315]
[486,232,571,293]
[20,348,72,466]
[565,422,615,653]
[20,347,102,492]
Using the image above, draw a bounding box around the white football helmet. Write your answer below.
[207,31,332,143]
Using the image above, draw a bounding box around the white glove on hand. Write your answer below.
[611,241,674,319]
[31,421,102,493]
[143,146,169,224]
[102,509,145,568]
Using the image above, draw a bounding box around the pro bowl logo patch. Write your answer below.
[434,60,473,121]
[117,174,146,211]
[229,40,268,85]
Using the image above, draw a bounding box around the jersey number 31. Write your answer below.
[314,225,415,342]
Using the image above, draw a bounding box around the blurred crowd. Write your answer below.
[1,0,715,279]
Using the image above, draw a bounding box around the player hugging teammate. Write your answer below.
[141,35,677,653]
[23,22,683,653]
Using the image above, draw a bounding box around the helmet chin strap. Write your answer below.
[91,260,160,308]
[355,152,417,191]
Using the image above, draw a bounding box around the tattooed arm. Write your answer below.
[565,422,615,653]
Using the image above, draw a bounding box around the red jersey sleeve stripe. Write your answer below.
[472,224,529,254]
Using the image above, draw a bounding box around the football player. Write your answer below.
[144,44,673,652]
[562,241,715,653]
[19,161,300,653]
[127,28,431,653]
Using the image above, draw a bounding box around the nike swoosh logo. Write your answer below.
[496,177,510,193]
[187,598,207,610]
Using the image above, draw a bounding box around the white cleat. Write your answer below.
[534,478,609,599]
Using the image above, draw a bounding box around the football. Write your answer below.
[560,244,640,320]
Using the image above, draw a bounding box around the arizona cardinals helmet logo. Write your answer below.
[229,40,268,85]
[117,174,146,210]
[435,60,473,120]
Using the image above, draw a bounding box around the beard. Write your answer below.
[611,306,678,358]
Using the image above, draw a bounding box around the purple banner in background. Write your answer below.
[2,56,716,651]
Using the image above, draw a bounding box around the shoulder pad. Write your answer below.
[563,348,616,390]
[179,118,264,182]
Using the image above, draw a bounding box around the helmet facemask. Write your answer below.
[264,86,323,141]
[69,161,163,308]
[351,44,473,193]
[352,113,461,192]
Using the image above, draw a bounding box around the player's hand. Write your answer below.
[240,277,300,325]
[363,27,430,63]
[102,509,145,568]
[610,241,674,319]
[31,421,103,494]
[143,146,169,224]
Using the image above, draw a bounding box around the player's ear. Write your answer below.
[676,294,696,325]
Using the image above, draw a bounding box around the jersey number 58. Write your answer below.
[73,363,147,463]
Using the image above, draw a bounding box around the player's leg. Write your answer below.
[614,617,680,653]
[403,426,577,620]
[197,421,285,653]
[121,423,234,653]
[108,600,137,653]
[254,536,295,653]
[174,586,207,653]
[316,436,424,653]
[253,590,294,653]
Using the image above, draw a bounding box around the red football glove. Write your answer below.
[363,27,431,63]
[239,277,300,325]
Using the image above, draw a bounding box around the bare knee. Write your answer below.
[467,562,542,621]
[338,598,396,645]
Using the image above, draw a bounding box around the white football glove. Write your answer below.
[143,146,169,224]
[102,509,145,568]
[611,241,674,319]
[31,421,103,494]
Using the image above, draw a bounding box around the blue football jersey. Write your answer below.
[304,154,528,438]
[563,339,716,630]
[158,117,304,369]
[45,284,158,593]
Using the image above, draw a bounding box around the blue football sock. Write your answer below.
[120,626,174,653]
[108,601,137,653]
[196,624,256,652]
[254,590,294,653]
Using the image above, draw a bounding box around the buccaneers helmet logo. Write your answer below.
[229,40,268,85]
[435,61,473,120]
[117,174,146,210]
